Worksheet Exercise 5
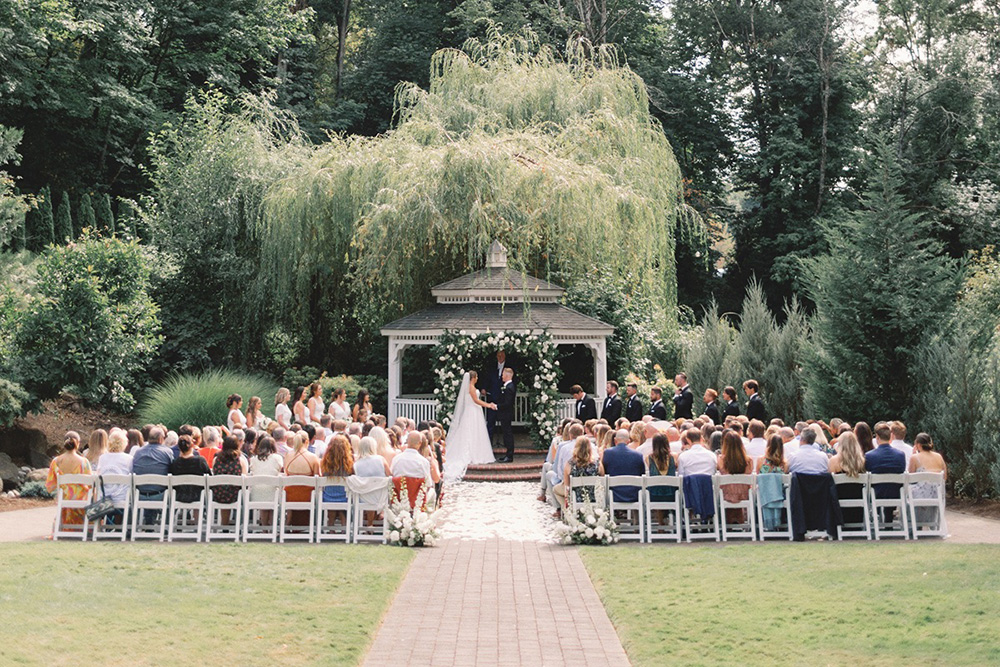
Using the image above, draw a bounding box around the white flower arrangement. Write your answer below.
[385,480,440,548]
[555,502,620,546]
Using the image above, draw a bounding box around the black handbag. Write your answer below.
[85,477,117,521]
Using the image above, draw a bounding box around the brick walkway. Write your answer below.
[363,538,630,666]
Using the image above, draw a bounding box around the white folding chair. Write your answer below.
[906,472,948,539]
[167,474,207,542]
[682,475,720,542]
[608,475,645,542]
[206,475,244,542]
[716,474,757,541]
[131,474,169,541]
[755,473,793,541]
[644,476,683,543]
[279,476,317,542]
[53,473,95,541]
[568,476,608,516]
[353,478,393,544]
[833,473,871,540]
[243,475,281,542]
[91,474,133,541]
[316,477,352,543]
[869,473,910,540]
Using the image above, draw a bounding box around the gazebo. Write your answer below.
[380,241,614,424]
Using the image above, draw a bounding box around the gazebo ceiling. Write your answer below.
[380,302,614,337]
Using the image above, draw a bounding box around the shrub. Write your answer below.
[0,376,29,427]
[17,481,54,499]
[140,369,278,430]
[13,233,162,411]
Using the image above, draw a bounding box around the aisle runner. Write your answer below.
[435,481,562,542]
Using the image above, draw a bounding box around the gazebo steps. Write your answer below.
[464,472,542,483]
[492,448,546,457]
[467,460,544,473]
[464,455,545,483]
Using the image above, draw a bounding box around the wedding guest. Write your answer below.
[909,433,947,524]
[417,435,442,503]
[211,435,247,526]
[243,428,258,458]
[865,423,906,514]
[325,388,350,421]
[199,426,222,467]
[603,429,644,503]
[562,436,604,505]
[745,419,767,462]
[245,396,268,431]
[854,421,874,454]
[164,430,179,457]
[45,432,92,527]
[829,431,866,476]
[249,436,283,526]
[126,428,144,455]
[627,421,645,450]
[889,421,913,465]
[708,430,723,453]
[132,426,173,490]
[283,432,320,526]
[274,388,293,429]
[169,435,211,502]
[756,434,786,473]
[717,429,753,524]
[787,428,829,474]
[677,429,716,475]
[645,433,677,494]
[292,386,310,426]
[321,435,354,526]
[593,424,612,452]
[780,426,798,458]
[96,430,132,523]
[356,435,392,477]
[226,394,245,431]
[83,429,108,472]
[353,390,373,422]
[548,424,587,512]
[391,432,434,508]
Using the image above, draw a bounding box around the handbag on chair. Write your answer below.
[85,477,117,521]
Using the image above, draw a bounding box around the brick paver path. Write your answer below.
[363,538,630,666]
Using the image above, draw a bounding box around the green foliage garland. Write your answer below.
[432,329,561,447]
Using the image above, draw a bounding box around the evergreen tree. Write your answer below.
[8,187,26,252]
[76,193,95,234]
[54,191,73,242]
[95,193,114,235]
[29,185,54,250]
[22,205,40,252]
[805,141,958,422]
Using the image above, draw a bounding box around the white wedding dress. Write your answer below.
[444,372,496,481]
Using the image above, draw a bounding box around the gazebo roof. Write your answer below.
[380,302,614,337]
[431,267,564,297]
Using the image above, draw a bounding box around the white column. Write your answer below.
[593,339,608,418]
[387,339,405,423]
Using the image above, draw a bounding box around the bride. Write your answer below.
[444,371,497,481]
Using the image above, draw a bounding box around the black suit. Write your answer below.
[624,394,643,422]
[484,363,507,438]
[496,379,516,459]
[724,400,740,417]
[672,386,694,420]
[576,394,598,421]
[704,402,721,425]
[602,395,622,423]
[746,393,766,422]
[649,399,668,420]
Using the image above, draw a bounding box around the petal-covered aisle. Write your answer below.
[434,480,561,542]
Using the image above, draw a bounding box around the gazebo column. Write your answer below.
[587,340,608,418]
[387,339,407,423]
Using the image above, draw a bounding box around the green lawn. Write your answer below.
[581,543,1000,666]
[0,543,413,666]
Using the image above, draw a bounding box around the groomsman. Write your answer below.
[672,373,694,420]
[723,386,740,417]
[602,381,622,423]
[744,380,766,422]
[624,383,643,422]
[703,388,722,425]
[572,384,597,421]
[649,387,668,420]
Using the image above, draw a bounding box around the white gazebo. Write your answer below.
[380,241,614,424]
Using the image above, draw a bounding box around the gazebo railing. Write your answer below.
[393,395,578,427]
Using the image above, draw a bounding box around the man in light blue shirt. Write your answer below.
[787,429,829,475]
[547,423,585,511]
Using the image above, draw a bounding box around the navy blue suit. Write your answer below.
[484,363,507,438]
[865,444,906,499]
[602,444,645,503]
[624,394,643,422]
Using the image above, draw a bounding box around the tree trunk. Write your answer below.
[336,0,353,98]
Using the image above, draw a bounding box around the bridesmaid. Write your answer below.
[226,394,245,431]
[352,389,373,422]
[307,382,325,424]
[292,386,310,426]
[274,388,292,429]
[327,388,351,421]
[244,396,268,431]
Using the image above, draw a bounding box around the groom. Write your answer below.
[495,367,516,463]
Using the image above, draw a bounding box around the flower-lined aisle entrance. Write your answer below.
[435,481,562,542]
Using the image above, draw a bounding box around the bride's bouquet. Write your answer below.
[555,501,620,545]
[385,480,440,547]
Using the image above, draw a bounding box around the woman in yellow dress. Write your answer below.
[45,431,93,527]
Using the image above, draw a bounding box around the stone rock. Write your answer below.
[0,453,21,491]
[26,468,47,483]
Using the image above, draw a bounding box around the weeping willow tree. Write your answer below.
[261,31,700,364]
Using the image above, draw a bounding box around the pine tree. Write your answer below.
[95,193,114,235]
[54,191,73,242]
[30,186,55,250]
[23,205,40,252]
[76,193,95,234]
[8,187,26,252]
[805,140,958,422]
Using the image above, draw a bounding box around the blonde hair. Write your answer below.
[836,432,866,477]
[275,387,290,406]
[107,430,127,453]
[292,432,309,453]
[86,429,108,464]
[629,421,645,444]
[369,427,393,459]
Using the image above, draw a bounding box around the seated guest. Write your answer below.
[370,426,397,466]
[909,433,947,524]
[602,429,644,503]
[854,421,874,454]
[391,431,434,508]
[417,434,443,504]
[356,435,392,478]
[779,426,798,458]
[132,426,174,498]
[787,428,829,474]
[84,429,108,472]
[808,424,836,456]
[627,421,645,450]
[676,429,716,476]
[548,423,586,511]
[198,426,222,467]
[645,433,677,508]
[212,435,249,524]
[865,423,907,516]
[717,429,753,524]
[320,434,354,526]
[636,422,660,457]
[271,427,290,456]
[98,429,133,503]
[126,428,144,455]
[828,430,867,525]
[745,419,767,462]
[249,436,283,526]
[708,430,723,453]
[169,435,211,503]
[756,434,786,474]
[756,434,787,530]
[889,421,913,465]
[562,436,604,505]
[45,431,92,527]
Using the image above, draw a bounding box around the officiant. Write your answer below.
[484,350,511,439]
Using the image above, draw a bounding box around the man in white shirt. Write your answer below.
[666,426,682,454]
[390,432,432,488]
[636,422,661,457]
[677,431,717,476]
[889,421,913,465]
[787,429,830,475]
[779,426,799,458]
[745,419,767,460]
